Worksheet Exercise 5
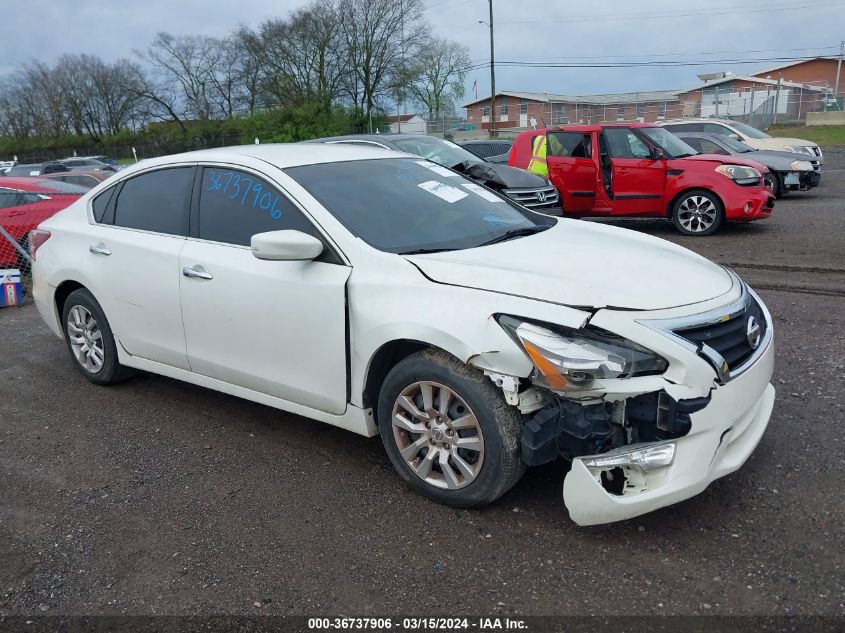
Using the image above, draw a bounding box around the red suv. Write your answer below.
[509,124,775,235]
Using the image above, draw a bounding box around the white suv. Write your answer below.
[30,144,775,525]
[658,118,823,164]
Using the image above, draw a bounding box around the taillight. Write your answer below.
[28,230,51,261]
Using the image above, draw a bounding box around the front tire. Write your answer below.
[61,288,134,385]
[378,349,526,508]
[672,189,724,236]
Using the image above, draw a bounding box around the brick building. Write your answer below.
[463,89,684,131]
[463,56,842,131]
[750,57,843,96]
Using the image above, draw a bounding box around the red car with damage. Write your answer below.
[0,177,86,267]
[509,124,775,235]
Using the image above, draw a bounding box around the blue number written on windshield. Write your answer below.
[205,170,283,219]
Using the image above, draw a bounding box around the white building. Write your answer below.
[387,114,427,134]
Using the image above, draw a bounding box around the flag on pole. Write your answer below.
[472,79,477,99]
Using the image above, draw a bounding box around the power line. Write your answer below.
[460,53,842,72]
[497,0,845,24]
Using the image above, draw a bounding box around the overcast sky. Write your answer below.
[1,0,843,106]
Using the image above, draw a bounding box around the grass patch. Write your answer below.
[768,125,845,147]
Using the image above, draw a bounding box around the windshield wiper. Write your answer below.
[477,226,549,247]
[399,247,457,255]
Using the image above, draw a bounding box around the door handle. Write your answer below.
[89,243,111,256]
[182,266,213,280]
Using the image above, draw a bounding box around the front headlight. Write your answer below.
[790,159,814,171]
[786,146,814,156]
[498,315,668,390]
[715,164,761,185]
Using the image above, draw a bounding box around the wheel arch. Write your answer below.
[362,339,432,422]
[666,186,724,219]
[54,279,87,321]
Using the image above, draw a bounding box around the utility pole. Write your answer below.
[773,75,782,126]
[835,40,844,105]
[487,0,496,138]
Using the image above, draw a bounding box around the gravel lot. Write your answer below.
[1,151,843,619]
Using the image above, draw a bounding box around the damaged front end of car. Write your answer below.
[471,289,774,526]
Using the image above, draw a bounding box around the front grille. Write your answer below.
[673,295,767,371]
[810,160,821,172]
[502,186,560,210]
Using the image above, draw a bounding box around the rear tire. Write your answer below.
[61,288,135,385]
[378,348,526,508]
[672,189,724,236]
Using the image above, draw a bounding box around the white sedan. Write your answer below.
[30,144,775,525]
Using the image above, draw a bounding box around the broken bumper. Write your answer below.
[563,336,775,526]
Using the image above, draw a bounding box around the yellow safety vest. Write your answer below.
[527,135,548,178]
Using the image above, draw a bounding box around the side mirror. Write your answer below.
[651,147,666,160]
[251,230,324,261]
[728,133,740,140]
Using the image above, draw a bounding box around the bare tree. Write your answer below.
[137,32,218,121]
[336,0,429,120]
[407,38,470,121]
[249,3,346,111]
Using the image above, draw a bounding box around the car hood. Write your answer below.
[454,161,549,189]
[737,149,814,168]
[744,137,816,150]
[674,154,769,171]
[405,220,735,310]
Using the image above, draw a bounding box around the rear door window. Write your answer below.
[548,132,592,158]
[702,123,733,136]
[112,167,193,235]
[196,167,322,247]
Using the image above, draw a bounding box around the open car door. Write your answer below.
[546,131,598,213]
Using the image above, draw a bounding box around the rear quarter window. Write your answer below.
[112,167,193,235]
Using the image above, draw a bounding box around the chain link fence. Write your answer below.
[0,215,33,307]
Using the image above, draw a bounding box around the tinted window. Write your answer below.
[664,122,703,133]
[0,192,40,209]
[699,139,729,155]
[113,167,192,235]
[702,123,733,136]
[198,168,320,247]
[604,128,651,159]
[548,132,591,158]
[66,175,96,187]
[92,187,116,223]
[682,137,703,152]
[287,158,553,255]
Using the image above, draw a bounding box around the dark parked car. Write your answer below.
[458,140,514,164]
[4,161,71,177]
[675,132,821,197]
[308,134,560,213]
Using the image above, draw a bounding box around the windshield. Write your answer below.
[638,127,698,158]
[717,135,756,153]
[287,158,554,254]
[392,137,483,169]
[730,121,770,139]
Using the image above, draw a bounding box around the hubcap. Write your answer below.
[66,305,105,374]
[678,195,717,233]
[391,381,484,490]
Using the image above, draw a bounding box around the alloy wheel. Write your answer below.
[391,381,485,490]
[677,195,717,233]
[66,305,105,374]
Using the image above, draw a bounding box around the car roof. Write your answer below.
[659,118,737,125]
[123,143,409,171]
[0,176,85,193]
[674,132,728,141]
